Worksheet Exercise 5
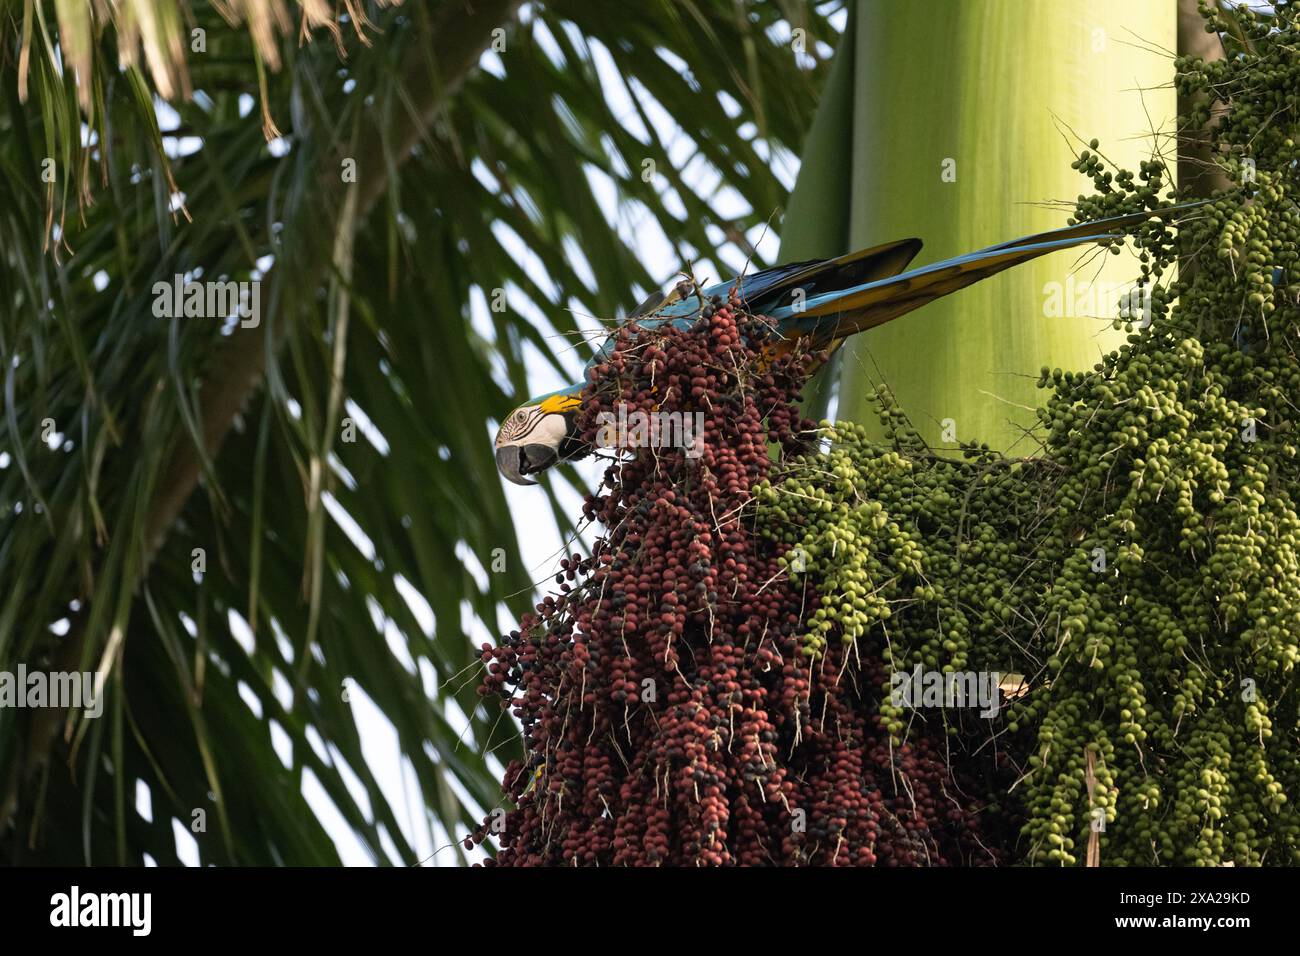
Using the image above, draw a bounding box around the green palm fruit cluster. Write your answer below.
[755,1,1300,865]
[754,406,1050,742]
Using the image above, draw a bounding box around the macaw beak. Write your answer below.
[496,443,559,486]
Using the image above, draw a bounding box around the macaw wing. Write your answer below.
[631,237,924,324]
[772,201,1208,345]
[772,233,1120,342]
[733,237,924,314]
[977,201,1210,254]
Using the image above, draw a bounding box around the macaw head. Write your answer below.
[494,390,583,486]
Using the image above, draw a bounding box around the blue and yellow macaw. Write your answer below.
[494,206,1192,485]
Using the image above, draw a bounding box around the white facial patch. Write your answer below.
[495,405,570,449]
[530,412,570,447]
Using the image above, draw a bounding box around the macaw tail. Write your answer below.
[767,202,1206,349]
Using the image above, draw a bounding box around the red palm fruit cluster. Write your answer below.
[472,293,993,866]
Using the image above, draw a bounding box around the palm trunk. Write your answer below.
[783,0,1176,452]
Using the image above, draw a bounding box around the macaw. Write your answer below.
[494,205,1195,485]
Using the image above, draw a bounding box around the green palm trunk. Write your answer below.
[784,1,1175,451]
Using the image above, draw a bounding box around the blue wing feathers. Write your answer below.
[540,203,1203,400]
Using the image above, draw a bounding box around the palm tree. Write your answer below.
[0,0,841,865]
